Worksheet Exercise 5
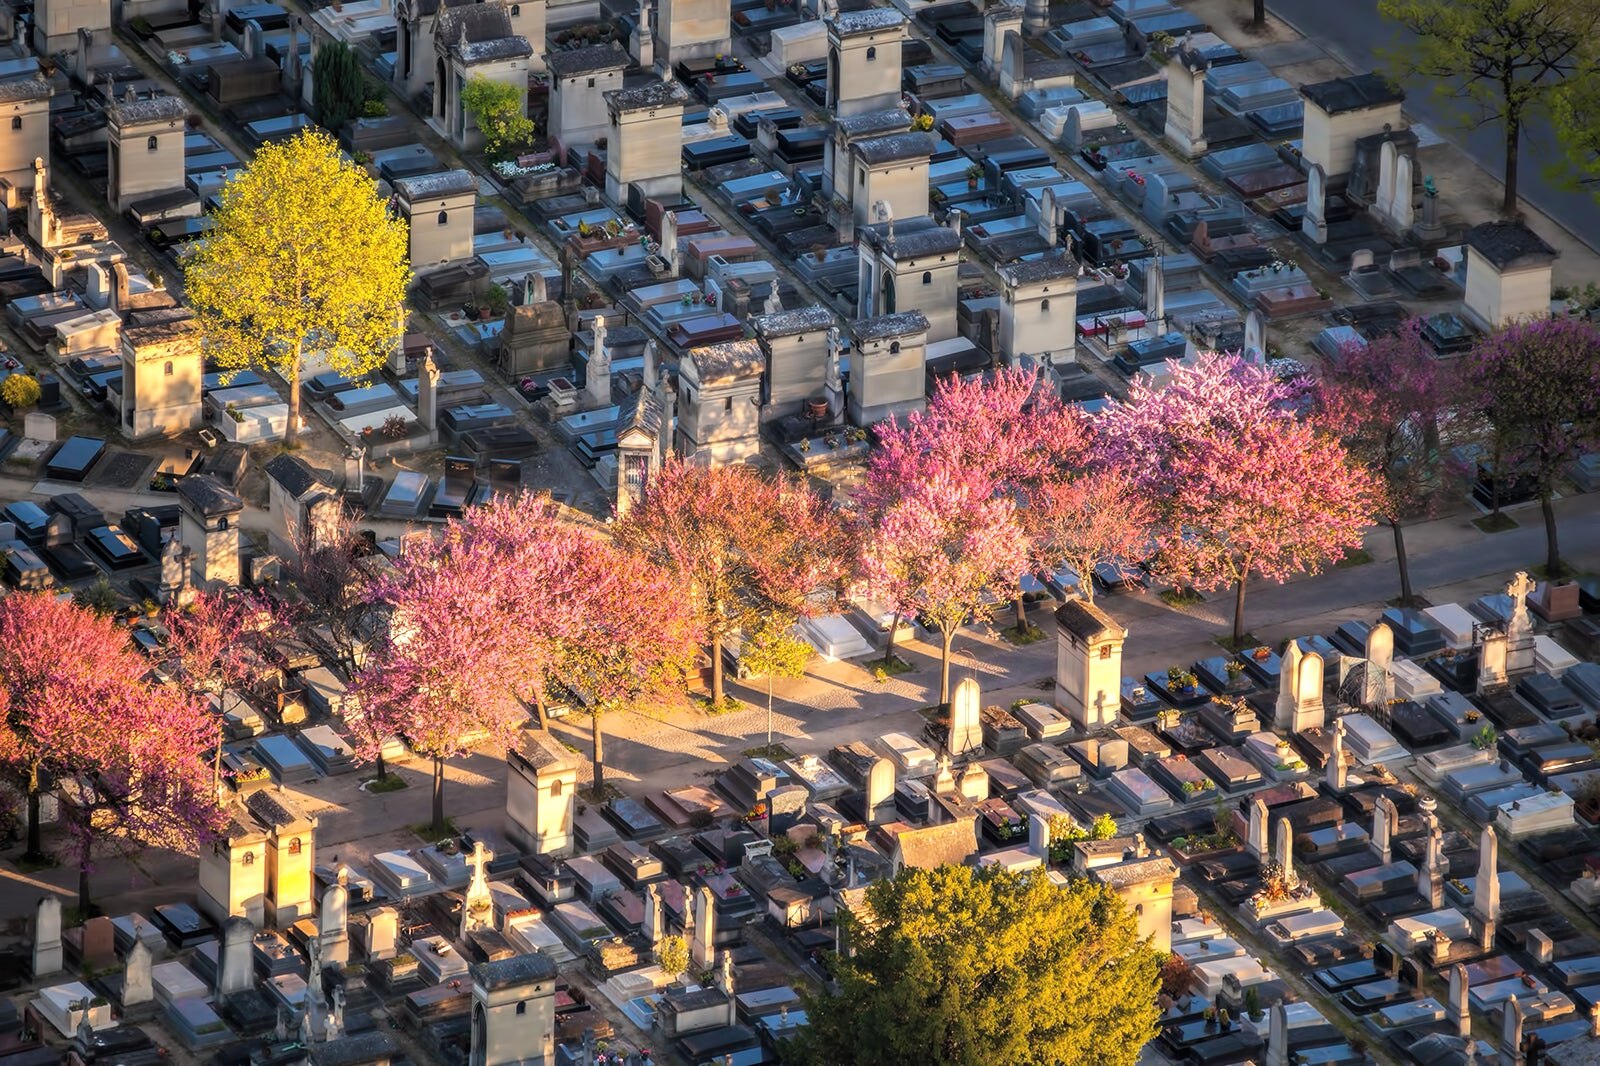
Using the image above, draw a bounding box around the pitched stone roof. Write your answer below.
[859,217,962,258]
[606,78,691,113]
[0,75,50,103]
[435,3,514,51]
[751,304,834,339]
[688,339,765,385]
[393,169,478,201]
[1055,598,1125,643]
[851,132,935,166]
[1465,221,1557,269]
[472,951,557,989]
[1300,72,1404,114]
[830,8,905,37]
[109,94,188,127]
[851,311,929,343]
[999,253,1075,287]
[458,36,533,63]
[244,788,315,831]
[265,454,329,499]
[176,473,244,517]
[546,42,630,77]
[834,108,911,139]
[893,819,977,871]
[1089,856,1179,889]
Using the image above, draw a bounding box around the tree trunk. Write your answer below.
[1013,587,1027,632]
[78,863,92,916]
[882,612,900,667]
[375,751,388,781]
[25,784,41,861]
[1232,578,1248,647]
[1078,562,1095,604]
[591,713,605,794]
[1391,519,1414,606]
[939,629,956,705]
[1502,103,1521,216]
[766,677,775,746]
[1541,491,1562,578]
[286,343,303,446]
[1252,0,1265,27]
[430,756,446,835]
[710,636,725,707]
[531,688,549,732]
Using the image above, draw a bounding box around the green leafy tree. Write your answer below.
[740,619,812,747]
[657,934,689,979]
[312,41,366,131]
[785,865,1161,1066]
[1,374,40,409]
[182,129,410,443]
[1378,0,1595,214]
[460,76,534,160]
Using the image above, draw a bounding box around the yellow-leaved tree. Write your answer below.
[182,128,410,444]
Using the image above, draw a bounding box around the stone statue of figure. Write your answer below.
[592,314,608,357]
[764,285,782,316]
[421,348,440,385]
[329,985,346,1039]
[824,326,842,393]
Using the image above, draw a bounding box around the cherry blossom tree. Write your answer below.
[868,368,1092,630]
[858,465,1031,704]
[0,594,223,909]
[1025,464,1154,605]
[617,461,848,709]
[1102,353,1379,645]
[1461,317,1600,577]
[285,513,386,676]
[546,536,699,793]
[1319,321,1457,604]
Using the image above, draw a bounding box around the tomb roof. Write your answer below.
[984,4,1024,21]
[663,986,732,1012]
[606,78,691,113]
[829,8,906,37]
[834,108,912,139]
[125,318,198,348]
[109,94,189,127]
[1548,1034,1600,1065]
[515,732,577,774]
[893,820,978,871]
[472,951,558,989]
[0,75,50,103]
[998,253,1076,287]
[546,42,630,77]
[457,36,534,63]
[687,339,765,384]
[393,169,478,201]
[850,311,929,343]
[1300,72,1405,114]
[244,788,315,831]
[311,1032,400,1066]
[851,132,936,166]
[617,386,664,441]
[175,474,244,517]
[858,217,962,258]
[397,0,475,18]
[1465,220,1557,269]
[265,454,331,499]
[1055,599,1125,643]
[1089,856,1179,888]
[751,304,834,339]
[435,3,514,49]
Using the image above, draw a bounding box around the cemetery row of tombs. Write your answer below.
[0,0,1587,534]
[10,567,1600,1065]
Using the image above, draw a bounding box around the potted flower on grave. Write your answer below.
[965,165,983,189]
[1225,660,1245,685]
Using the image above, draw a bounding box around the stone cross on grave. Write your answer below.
[1274,817,1297,890]
[460,840,496,939]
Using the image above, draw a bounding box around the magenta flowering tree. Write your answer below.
[1102,353,1379,645]
[867,368,1091,631]
[1320,321,1456,604]
[1461,317,1600,577]
[1025,463,1154,604]
[858,465,1031,703]
[0,594,223,910]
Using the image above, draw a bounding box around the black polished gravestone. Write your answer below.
[1387,700,1451,750]
[428,457,477,517]
[1518,674,1585,720]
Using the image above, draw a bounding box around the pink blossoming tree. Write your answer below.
[1461,317,1600,577]
[1319,321,1456,604]
[858,465,1031,703]
[1103,353,1379,645]
[0,594,223,910]
[1024,463,1155,605]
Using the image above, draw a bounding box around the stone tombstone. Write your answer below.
[329,985,346,1040]
[1292,653,1325,733]
[1506,571,1537,675]
[1145,256,1165,324]
[123,939,153,1007]
[691,885,716,971]
[1504,995,1524,1062]
[1449,962,1470,1036]
[33,897,62,978]
[1274,640,1302,732]
[1247,797,1268,859]
[1374,795,1396,865]
[1275,817,1297,888]
[365,906,398,961]
[1390,152,1415,231]
[159,535,186,598]
[1326,717,1348,793]
[23,411,56,441]
[1366,623,1394,671]
[1243,311,1265,363]
[1267,1002,1289,1066]
[864,755,896,822]
[585,315,612,410]
[1476,825,1500,923]
[1028,813,1051,861]
[460,840,495,939]
[1477,626,1509,693]
[217,916,255,996]
[643,883,664,947]
[319,883,350,967]
[1529,928,1554,965]
[659,210,680,274]
[79,915,116,968]
[1302,162,1328,244]
[948,677,984,758]
[1376,140,1399,219]
[418,349,441,441]
[957,763,988,802]
[1000,31,1025,100]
